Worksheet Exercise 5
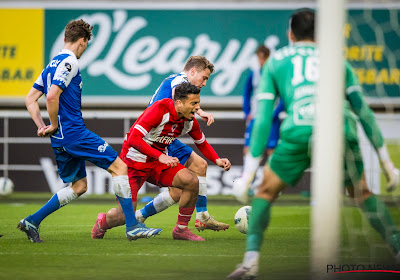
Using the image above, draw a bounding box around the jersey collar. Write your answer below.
[60,49,77,59]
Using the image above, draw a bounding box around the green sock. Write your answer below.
[361,195,400,254]
[246,198,271,252]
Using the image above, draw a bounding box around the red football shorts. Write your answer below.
[125,160,186,202]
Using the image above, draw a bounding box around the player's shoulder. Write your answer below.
[150,98,174,110]
[171,73,189,87]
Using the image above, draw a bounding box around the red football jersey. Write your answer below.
[121,98,218,164]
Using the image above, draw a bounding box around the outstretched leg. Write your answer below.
[347,174,400,260]
[228,165,287,279]
[186,152,229,232]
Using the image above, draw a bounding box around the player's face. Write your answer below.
[188,68,211,88]
[257,53,268,68]
[180,94,200,120]
[76,38,89,59]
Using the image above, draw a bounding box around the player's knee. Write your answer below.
[108,157,128,177]
[72,179,87,196]
[185,172,199,193]
[191,157,207,176]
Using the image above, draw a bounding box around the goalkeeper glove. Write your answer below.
[378,146,400,192]
[232,154,261,204]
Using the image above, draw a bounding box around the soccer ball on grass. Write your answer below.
[234,205,251,234]
[0,177,14,197]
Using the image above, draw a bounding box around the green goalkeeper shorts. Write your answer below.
[269,138,364,187]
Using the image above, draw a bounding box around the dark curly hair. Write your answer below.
[174,82,201,102]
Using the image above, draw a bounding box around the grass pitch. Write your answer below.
[0,194,399,280]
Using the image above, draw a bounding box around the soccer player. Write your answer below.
[91,82,231,241]
[18,19,161,243]
[95,56,229,232]
[228,9,400,279]
[233,45,285,204]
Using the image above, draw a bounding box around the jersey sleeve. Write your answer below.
[53,56,79,90]
[345,61,384,150]
[189,119,219,163]
[243,71,254,118]
[249,59,277,157]
[32,70,44,92]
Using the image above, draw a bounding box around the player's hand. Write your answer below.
[159,154,180,168]
[37,127,47,137]
[215,158,231,171]
[381,160,399,192]
[43,124,58,137]
[197,110,214,126]
[378,146,399,192]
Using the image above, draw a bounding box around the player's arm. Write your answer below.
[25,86,46,137]
[196,109,214,126]
[243,60,277,182]
[189,120,231,171]
[243,71,254,120]
[345,62,399,191]
[45,85,63,136]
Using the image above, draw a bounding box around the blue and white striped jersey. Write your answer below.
[33,49,89,147]
[148,72,189,106]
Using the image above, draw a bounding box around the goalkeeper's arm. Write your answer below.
[345,63,399,191]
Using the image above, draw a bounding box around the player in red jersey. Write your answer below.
[92,82,231,241]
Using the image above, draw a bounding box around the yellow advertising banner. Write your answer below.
[0,9,43,97]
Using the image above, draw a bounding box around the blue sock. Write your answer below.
[29,194,61,226]
[140,201,157,218]
[116,195,138,229]
[196,195,207,213]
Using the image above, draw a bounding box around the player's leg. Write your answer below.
[92,164,143,238]
[136,187,180,223]
[229,140,310,279]
[345,142,400,261]
[135,140,189,222]
[158,164,205,241]
[185,151,230,231]
[18,148,87,243]
[94,161,162,240]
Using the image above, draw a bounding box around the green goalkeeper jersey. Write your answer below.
[250,42,384,157]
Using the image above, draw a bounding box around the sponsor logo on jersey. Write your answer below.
[171,124,178,132]
[154,136,175,145]
[65,62,72,72]
[98,142,109,152]
[49,59,60,68]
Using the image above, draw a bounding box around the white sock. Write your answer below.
[57,186,78,207]
[198,176,207,196]
[153,190,176,213]
[196,211,210,221]
[243,251,259,266]
[112,175,131,198]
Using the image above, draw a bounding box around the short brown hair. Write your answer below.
[256,45,270,59]
[183,56,214,73]
[65,19,93,43]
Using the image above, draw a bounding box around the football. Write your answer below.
[234,205,252,234]
[0,177,14,197]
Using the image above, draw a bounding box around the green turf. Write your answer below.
[1,194,399,280]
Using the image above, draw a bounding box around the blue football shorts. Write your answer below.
[244,118,280,149]
[167,139,193,165]
[52,131,118,183]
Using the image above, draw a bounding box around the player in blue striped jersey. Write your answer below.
[18,19,161,243]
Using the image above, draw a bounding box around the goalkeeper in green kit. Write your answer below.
[228,9,400,279]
